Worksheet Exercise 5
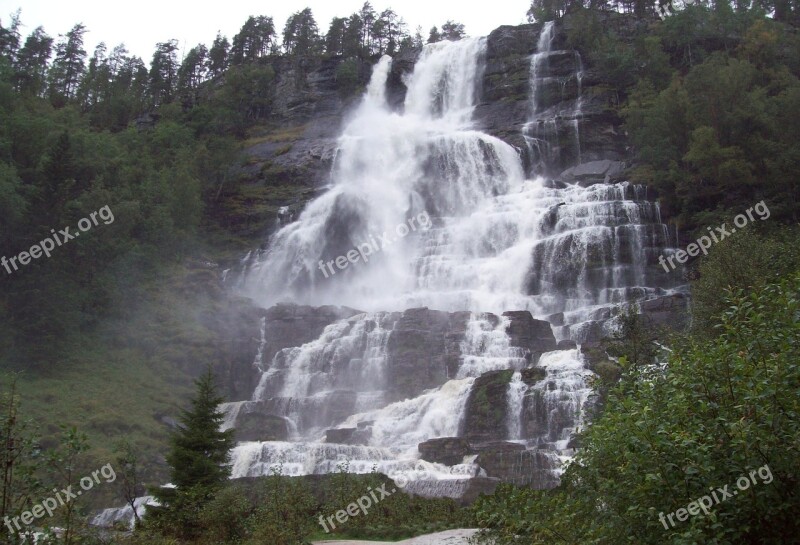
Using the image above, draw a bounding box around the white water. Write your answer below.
[523,20,585,174]
[458,315,527,378]
[526,349,594,450]
[228,29,679,493]
[506,371,527,440]
[91,496,159,529]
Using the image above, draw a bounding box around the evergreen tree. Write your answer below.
[441,20,466,41]
[177,43,208,107]
[151,369,234,537]
[166,369,233,490]
[14,26,53,96]
[208,32,229,76]
[325,17,348,56]
[149,39,179,106]
[343,14,364,57]
[230,16,275,65]
[427,26,442,44]
[48,23,87,105]
[0,10,21,62]
[358,2,378,53]
[283,8,321,56]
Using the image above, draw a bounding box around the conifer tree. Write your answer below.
[151,369,234,537]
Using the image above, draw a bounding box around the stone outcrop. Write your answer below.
[557,159,627,186]
[235,412,289,442]
[475,446,560,489]
[461,370,515,442]
[385,308,472,401]
[503,311,558,363]
[220,303,362,400]
[418,438,475,466]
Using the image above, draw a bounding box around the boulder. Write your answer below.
[503,311,558,362]
[557,339,578,350]
[461,370,515,442]
[385,308,471,401]
[235,412,289,442]
[558,160,627,186]
[418,438,475,466]
[476,447,560,489]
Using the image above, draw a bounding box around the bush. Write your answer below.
[474,273,800,544]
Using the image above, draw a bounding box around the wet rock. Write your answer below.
[461,370,515,442]
[385,308,471,401]
[476,447,560,489]
[520,367,547,385]
[418,438,476,466]
[235,412,289,442]
[558,160,627,186]
[503,310,558,362]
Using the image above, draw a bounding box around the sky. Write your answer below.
[1,0,531,63]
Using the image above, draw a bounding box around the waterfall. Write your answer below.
[524,349,593,450]
[506,372,527,440]
[457,315,527,378]
[226,31,681,495]
[252,313,396,437]
[91,496,159,530]
[523,21,585,175]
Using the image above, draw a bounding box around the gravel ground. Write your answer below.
[312,528,480,545]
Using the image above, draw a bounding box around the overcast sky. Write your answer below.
[1,0,531,63]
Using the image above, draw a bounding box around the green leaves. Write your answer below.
[474,274,800,544]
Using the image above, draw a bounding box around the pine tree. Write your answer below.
[207,32,229,76]
[166,369,233,491]
[149,39,179,106]
[14,26,53,96]
[48,23,87,105]
[151,369,234,537]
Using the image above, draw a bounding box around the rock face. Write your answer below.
[220,303,362,401]
[418,438,475,466]
[474,19,633,177]
[235,412,289,442]
[476,447,560,489]
[503,311,558,363]
[558,159,627,186]
[461,370,515,442]
[385,308,472,401]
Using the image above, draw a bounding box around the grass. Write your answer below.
[4,258,244,509]
[242,124,308,147]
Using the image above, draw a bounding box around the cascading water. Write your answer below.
[523,20,585,175]
[506,372,526,440]
[226,25,680,496]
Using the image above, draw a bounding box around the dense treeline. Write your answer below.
[560,5,800,232]
[0,3,468,367]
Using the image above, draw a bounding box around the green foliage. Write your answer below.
[149,369,234,539]
[335,58,360,96]
[0,375,44,545]
[474,274,800,544]
[690,227,800,336]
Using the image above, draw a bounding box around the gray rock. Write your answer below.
[476,447,560,489]
[418,438,475,466]
[558,160,627,186]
